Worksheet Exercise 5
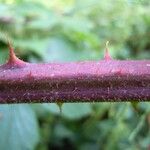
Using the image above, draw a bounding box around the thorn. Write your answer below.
[7,40,18,63]
[6,40,26,66]
[56,101,63,114]
[104,41,112,60]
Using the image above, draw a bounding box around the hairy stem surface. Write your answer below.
[0,44,150,103]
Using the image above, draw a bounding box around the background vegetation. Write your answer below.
[0,0,150,150]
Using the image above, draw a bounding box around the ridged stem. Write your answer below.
[0,43,149,103]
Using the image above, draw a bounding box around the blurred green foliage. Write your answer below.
[0,0,150,150]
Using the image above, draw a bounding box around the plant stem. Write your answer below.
[0,44,149,103]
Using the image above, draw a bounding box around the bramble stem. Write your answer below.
[0,44,149,103]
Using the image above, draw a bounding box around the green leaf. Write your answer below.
[38,103,60,115]
[45,37,96,62]
[45,38,82,62]
[62,103,92,119]
[0,50,8,64]
[0,104,39,150]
